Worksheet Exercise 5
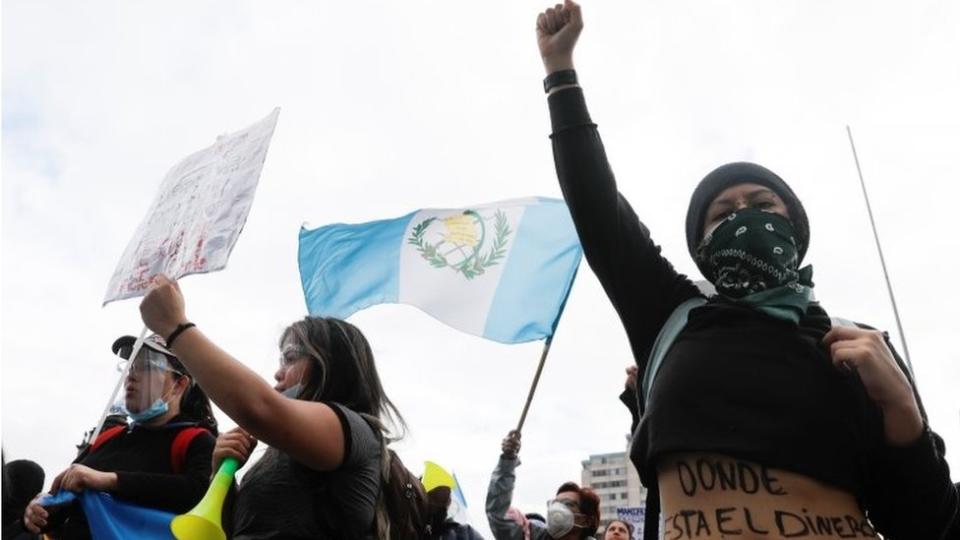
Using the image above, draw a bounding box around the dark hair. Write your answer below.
[425,486,452,533]
[381,449,428,540]
[280,316,406,438]
[3,457,45,524]
[556,482,600,538]
[167,356,219,435]
[604,519,634,539]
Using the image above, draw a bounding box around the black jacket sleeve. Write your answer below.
[548,87,701,369]
[866,427,957,539]
[863,338,958,539]
[619,387,640,434]
[113,431,215,513]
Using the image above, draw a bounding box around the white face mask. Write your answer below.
[546,500,579,538]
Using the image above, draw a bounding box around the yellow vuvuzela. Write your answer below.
[170,457,239,540]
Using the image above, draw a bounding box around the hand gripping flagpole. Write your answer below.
[515,337,554,432]
[87,325,150,447]
[846,126,915,379]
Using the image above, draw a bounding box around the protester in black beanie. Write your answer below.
[685,162,810,263]
[534,1,958,539]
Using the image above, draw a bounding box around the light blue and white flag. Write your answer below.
[449,472,472,526]
[298,197,582,343]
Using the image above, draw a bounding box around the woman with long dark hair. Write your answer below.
[139,275,410,539]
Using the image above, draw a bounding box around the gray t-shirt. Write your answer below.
[232,402,382,539]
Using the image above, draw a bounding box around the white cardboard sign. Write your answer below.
[104,108,280,304]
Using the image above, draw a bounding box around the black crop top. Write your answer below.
[546,86,957,539]
[640,300,882,494]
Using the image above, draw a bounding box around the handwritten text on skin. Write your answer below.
[664,457,877,539]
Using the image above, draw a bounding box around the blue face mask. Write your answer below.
[281,383,304,399]
[125,397,169,423]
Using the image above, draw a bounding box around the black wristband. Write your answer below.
[543,69,578,93]
[166,322,196,348]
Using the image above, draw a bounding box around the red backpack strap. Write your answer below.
[170,427,209,474]
[89,425,126,453]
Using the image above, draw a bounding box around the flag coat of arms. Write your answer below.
[298,197,582,343]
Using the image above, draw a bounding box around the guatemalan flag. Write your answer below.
[298,197,582,343]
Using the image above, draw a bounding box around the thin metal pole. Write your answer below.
[516,337,553,432]
[846,126,915,378]
[88,325,149,445]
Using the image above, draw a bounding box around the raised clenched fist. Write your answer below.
[536,0,583,74]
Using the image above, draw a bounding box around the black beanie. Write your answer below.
[685,162,809,277]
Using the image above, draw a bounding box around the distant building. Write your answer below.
[580,437,646,527]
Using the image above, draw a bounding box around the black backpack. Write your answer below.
[379,448,430,540]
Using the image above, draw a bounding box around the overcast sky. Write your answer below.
[3,1,959,537]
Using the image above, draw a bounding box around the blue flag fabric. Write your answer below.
[41,490,175,539]
[298,197,582,343]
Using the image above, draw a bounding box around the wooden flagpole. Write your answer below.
[515,336,554,432]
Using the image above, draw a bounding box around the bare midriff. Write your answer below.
[657,453,878,540]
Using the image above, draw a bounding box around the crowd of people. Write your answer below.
[4,1,959,539]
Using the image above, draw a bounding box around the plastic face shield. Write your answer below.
[276,340,312,396]
[115,345,181,414]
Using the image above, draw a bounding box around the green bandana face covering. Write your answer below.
[696,208,814,323]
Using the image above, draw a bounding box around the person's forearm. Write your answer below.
[543,54,574,75]
[869,427,957,539]
[877,335,926,447]
[486,457,523,540]
[167,327,279,433]
[548,87,618,240]
[102,472,118,490]
[486,458,518,516]
[881,400,924,447]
